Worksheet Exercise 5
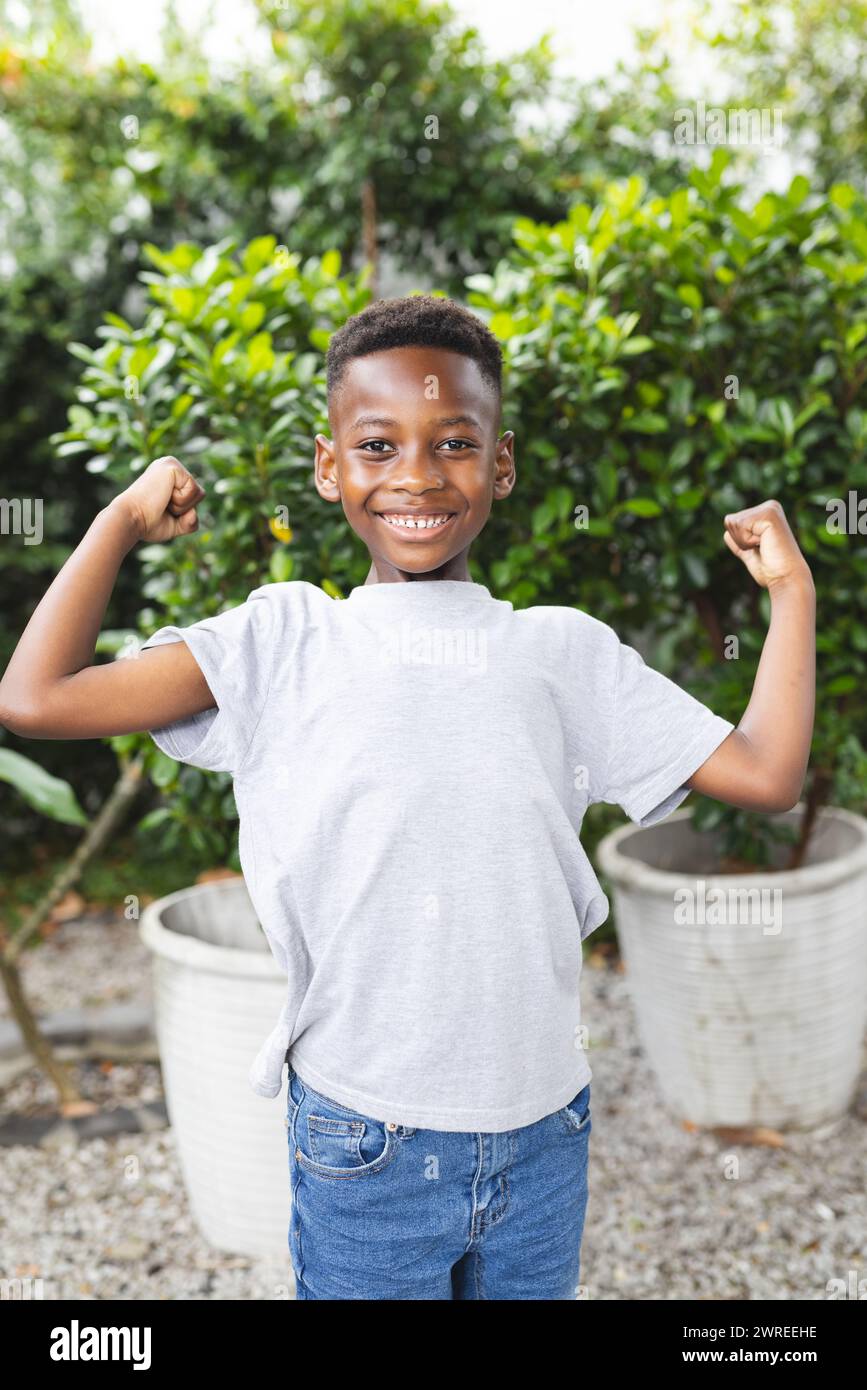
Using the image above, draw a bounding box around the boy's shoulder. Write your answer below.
[514,598,620,652]
[228,581,335,646]
[248,579,335,614]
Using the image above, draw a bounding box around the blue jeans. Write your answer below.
[285,1062,592,1300]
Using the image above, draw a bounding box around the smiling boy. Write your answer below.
[0,295,816,1301]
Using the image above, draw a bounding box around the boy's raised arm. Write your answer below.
[684,499,816,814]
[0,457,215,740]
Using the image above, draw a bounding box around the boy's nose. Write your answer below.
[386,451,448,487]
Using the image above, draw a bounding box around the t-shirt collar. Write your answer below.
[346,578,495,604]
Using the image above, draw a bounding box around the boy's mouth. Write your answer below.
[374,511,457,536]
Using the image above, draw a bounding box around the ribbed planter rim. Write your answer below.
[596,802,867,896]
[139,879,281,979]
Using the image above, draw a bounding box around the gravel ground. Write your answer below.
[0,917,864,1300]
[0,908,153,1018]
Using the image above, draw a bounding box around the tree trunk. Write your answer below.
[361,176,378,297]
[786,767,832,870]
[5,755,145,964]
[0,755,146,1109]
[0,951,81,1107]
[693,590,726,660]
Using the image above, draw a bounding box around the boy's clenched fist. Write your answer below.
[722,499,813,592]
[112,456,206,543]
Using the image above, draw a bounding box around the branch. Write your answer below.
[3,754,146,965]
[693,589,726,660]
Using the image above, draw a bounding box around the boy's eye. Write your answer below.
[357,438,475,453]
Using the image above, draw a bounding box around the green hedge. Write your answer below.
[56,154,867,864]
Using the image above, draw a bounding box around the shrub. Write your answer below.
[57,156,867,868]
[54,234,370,861]
[467,151,867,864]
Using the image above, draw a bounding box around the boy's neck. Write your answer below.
[362,558,473,586]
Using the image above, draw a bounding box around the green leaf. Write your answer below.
[619,498,663,517]
[670,439,693,470]
[677,284,703,311]
[830,184,856,211]
[67,342,99,365]
[269,549,294,582]
[776,400,795,441]
[787,175,810,208]
[150,750,180,788]
[247,331,275,375]
[674,487,705,510]
[140,340,176,389]
[827,675,857,695]
[595,457,618,509]
[242,235,277,274]
[488,311,516,340]
[619,336,655,356]
[137,807,173,832]
[682,553,709,588]
[169,287,198,320]
[622,412,668,434]
[0,750,87,826]
[669,189,689,228]
[240,302,266,334]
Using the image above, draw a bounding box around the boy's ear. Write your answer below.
[314,433,341,503]
[493,430,517,500]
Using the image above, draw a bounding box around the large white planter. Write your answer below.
[596,804,867,1130]
[139,878,290,1259]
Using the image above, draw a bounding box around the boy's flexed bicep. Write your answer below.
[594,630,736,827]
[10,639,219,743]
[6,584,278,776]
[136,585,279,773]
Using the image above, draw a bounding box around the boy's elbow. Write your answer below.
[0,682,55,738]
[762,776,803,814]
[0,698,43,738]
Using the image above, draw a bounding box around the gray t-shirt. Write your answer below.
[141,579,734,1131]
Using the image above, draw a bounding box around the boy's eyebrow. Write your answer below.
[349,414,484,431]
[350,416,399,431]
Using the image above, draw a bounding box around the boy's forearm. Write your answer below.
[736,571,816,805]
[0,499,140,721]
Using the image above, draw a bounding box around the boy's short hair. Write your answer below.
[326,294,503,417]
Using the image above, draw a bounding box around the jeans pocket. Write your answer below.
[291,1078,396,1180]
[286,1065,302,1126]
[556,1083,592,1136]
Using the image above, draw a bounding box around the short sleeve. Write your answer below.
[140,584,277,774]
[601,638,736,827]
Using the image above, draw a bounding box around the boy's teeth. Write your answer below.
[382,514,450,529]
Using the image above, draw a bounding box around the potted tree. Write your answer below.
[596,805,867,1128]
[467,158,867,1128]
[139,877,291,1258]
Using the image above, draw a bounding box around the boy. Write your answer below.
[0,295,816,1300]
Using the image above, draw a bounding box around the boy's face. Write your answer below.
[314,346,515,580]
